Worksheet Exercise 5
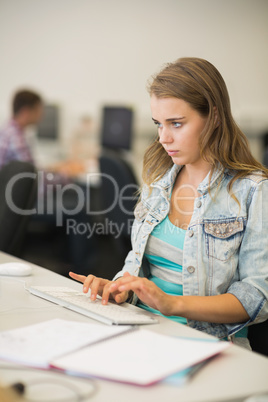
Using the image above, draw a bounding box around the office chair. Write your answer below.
[0,160,37,257]
[262,131,268,168]
[99,151,139,262]
[248,319,268,356]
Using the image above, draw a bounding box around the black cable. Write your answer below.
[10,382,25,395]
[0,365,98,401]
[22,378,97,402]
[11,378,97,402]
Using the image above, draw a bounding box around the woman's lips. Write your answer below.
[167,150,179,156]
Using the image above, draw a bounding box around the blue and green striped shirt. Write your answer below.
[137,214,187,324]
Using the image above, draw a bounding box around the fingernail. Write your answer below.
[102,299,107,305]
[83,286,87,292]
[91,294,96,300]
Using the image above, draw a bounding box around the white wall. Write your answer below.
[1,0,268,168]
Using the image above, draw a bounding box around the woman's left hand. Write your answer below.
[109,272,250,324]
[109,272,175,316]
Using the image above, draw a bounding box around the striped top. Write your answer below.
[137,214,187,324]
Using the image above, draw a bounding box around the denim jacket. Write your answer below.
[114,164,268,339]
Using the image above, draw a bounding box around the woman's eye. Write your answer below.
[154,121,163,128]
[173,122,182,128]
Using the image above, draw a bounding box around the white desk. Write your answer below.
[0,251,268,402]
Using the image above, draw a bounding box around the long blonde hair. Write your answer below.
[143,57,268,191]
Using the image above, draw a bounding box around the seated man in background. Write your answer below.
[0,89,43,168]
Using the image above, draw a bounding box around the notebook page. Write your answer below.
[51,328,230,385]
[0,319,132,368]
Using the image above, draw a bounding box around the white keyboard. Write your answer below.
[28,286,158,326]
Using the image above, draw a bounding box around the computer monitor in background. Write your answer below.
[34,104,62,167]
[100,106,133,151]
[36,104,59,141]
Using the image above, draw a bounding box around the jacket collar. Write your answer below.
[197,164,226,195]
[151,163,225,196]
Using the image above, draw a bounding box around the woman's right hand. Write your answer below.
[69,272,130,305]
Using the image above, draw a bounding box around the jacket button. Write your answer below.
[187,266,195,274]
[188,229,194,237]
[196,200,202,208]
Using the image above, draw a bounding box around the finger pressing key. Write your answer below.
[90,277,101,300]
[102,282,112,305]
[83,275,96,294]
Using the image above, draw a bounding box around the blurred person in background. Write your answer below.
[0,89,43,168]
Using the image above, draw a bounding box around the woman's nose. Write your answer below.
[159,127,173,144]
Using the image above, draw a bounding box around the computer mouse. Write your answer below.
[0,262,33,276]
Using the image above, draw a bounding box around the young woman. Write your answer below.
[70,57,268,348]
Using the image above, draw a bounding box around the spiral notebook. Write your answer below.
[0,319,230,386]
